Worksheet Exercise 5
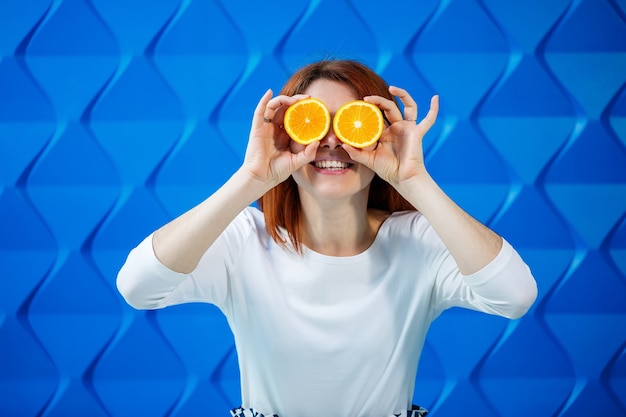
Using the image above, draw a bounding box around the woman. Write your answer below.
[117,59,537,417]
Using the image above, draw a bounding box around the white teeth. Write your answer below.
[314,160,350,170]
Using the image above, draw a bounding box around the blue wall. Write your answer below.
[1,0,626,416]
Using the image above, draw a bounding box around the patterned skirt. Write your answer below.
[230,404,428,417]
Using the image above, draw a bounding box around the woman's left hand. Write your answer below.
[342,86,439,189]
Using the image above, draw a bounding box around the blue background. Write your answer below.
[1,0,626,416]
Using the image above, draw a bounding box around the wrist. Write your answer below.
[232,167,276,200]
[394,172,437,210]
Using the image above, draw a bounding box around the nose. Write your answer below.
[320,128,342,149]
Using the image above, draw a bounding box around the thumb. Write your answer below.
[293,141,320,170]
[341,144,373,169]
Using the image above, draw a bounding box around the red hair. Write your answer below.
[257,59,416,251]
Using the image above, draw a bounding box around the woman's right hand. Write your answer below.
[241,89,319,188]
[150,90,318,274]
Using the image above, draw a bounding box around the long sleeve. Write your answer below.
[117,230,236,310]
[116,233,190,310]
[432,238,538,319]
[117,207,261,311]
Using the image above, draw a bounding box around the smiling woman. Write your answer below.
[262,60,415,253]
[116,58,537,417]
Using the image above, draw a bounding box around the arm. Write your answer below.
[431,235,536,319]
[117,90,318,306]
[345,89,536,313]
[396,171,502,275]
[152,169,266,273]
[150,90,318,274]
[346,91,499,274]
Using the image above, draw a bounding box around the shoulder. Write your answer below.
[240,205,265,225]
[213,206,269,250]
[229,206,267,236]
[382,210,427,234]
[378,210,445,250]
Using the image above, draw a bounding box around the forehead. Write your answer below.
[303,79,358,110]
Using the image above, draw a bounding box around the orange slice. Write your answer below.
[284,98,331,145]
[333,100,384,148]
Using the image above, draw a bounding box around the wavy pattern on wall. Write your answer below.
[1,0,625,415]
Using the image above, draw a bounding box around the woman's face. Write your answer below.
[290,79,377,203]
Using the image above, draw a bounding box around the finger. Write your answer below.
[389,86,418,122]
[341,143,361,162]
[255,89,274,127]
[341,144,374,170]
[264,94,310,124]
[418,95,439,132]
[364,95,403,124]
[293,141,320,169]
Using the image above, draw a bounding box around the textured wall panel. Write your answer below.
[1,0,625,416]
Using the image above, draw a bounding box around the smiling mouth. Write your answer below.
[313,160,353,170]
